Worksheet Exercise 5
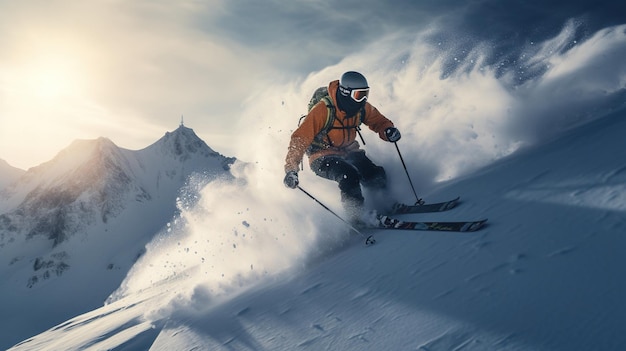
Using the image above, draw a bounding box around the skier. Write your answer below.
[283,71,401,225]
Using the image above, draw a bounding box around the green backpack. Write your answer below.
[299,86,365,157]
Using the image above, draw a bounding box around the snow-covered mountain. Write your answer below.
[0,124,235,349]
[6,106,626,350]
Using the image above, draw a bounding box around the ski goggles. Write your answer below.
[350,88,369,102]
[339,85,370,102]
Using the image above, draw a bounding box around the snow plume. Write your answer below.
[507,22,626,142]
[376,21,626,184]
[108,157,348,318]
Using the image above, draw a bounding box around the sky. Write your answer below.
[0,0,425,169]
[1,0,625,170]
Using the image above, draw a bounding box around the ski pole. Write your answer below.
[296,185,375,245]
[394,142,424,205]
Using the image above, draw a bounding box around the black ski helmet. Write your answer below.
[340,71,369,90]
[336,71,369,116]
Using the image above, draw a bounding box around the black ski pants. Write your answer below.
[310,151,386,217]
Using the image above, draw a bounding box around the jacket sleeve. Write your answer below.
[284,103,327,173]
[362,103,395,141]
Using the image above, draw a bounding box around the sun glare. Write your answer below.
[0,46,93,168]
[26,58,80,100]
[33,68,70,99]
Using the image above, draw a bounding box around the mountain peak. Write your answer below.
[147,125,223,161]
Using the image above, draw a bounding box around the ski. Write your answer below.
[390,196,460,215]
[376,216,487,232]
[362,217,487,245]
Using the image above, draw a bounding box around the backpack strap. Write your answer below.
[319,96,336,132]
[299,96,335,131]
[303,97,335,156]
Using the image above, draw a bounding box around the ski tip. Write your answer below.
[446,197,461,210]
[462,218,488,232]
[474,218,489,230]
[444,196,461,210]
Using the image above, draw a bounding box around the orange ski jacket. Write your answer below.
[284,80,395,173]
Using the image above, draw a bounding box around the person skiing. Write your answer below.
[283,71,401,225]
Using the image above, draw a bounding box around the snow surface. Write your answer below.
[7,90,626,351]
[3,20,626,351]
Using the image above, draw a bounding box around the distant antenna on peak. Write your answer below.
[180,115,184,127]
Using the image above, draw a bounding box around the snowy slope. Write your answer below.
[9,107,626,350]
[0,125,236,349]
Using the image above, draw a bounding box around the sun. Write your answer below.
[32,67,71,99]
[23,54,82,100]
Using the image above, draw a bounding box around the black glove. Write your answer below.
[385,127,401,142]
[283,171,299,189]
